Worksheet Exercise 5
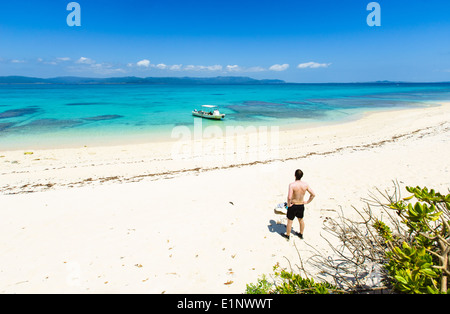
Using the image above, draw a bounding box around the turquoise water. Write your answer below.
[1,83,449,149]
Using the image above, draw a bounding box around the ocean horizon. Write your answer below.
[1,81,449,150]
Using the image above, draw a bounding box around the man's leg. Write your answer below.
[286,219,294,237]
[298,218,304,238]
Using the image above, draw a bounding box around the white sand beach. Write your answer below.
[0,102,449,293]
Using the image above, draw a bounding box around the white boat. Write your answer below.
[192,105,225,120]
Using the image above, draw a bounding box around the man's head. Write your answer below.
[295,169,303,181]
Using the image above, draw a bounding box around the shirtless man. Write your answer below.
[283,169,316,240]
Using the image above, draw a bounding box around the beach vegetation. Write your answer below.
[375,186,450,294]
[245,275,272,294]
[245,265,342,294]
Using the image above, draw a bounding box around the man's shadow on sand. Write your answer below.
[267,220,287,238]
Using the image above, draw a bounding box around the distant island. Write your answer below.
[1,76,449,85]
[0,76,285,85]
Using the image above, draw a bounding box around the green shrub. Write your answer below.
[245,264,342,294]
[245,275,272,294]
[375,186,449,294]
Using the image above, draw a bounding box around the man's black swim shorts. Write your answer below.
[287,204,305,220]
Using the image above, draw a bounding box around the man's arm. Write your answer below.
[287,184,293,207]
[305,185,316,204]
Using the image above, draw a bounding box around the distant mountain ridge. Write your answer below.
[0,76,286,85]
[0,76,448,85]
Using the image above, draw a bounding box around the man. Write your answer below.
[283,169,316,240]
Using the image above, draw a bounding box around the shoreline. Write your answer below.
[0,101,449,293]
[1,101,448,195]
[0,100,437,152]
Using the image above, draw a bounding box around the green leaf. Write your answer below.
[403,195,414,201]
[420,268,437,277]
[428,211,442,221]
[414,202,423,215]
[395,275,408,285]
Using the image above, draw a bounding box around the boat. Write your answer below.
[192,105,225,120]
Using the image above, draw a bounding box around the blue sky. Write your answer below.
[0,0,449,82]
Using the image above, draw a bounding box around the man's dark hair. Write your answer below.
[295,169,303,180]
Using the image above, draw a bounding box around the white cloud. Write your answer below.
[155,63,168,70]
[124,61,274,73]
[246,66,267,72]
[11,59,25,63]
[297,62,331,69]
[184,64,223,71]
[92,62,126,74]
[207,65,223,71]
[137,59,151,67]
[226,65,242,72]
[76,57,95,64]
[69,62,126,75]
[269,64,289,71]
[183,65,197,71]
[69,57,126,75]
[225,65,267,73]
[169,64,183,71]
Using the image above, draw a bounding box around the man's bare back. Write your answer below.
[288,180,315,206]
